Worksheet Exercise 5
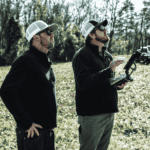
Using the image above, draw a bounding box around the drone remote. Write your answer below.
[114,57,125,63]
[110,57,125,67]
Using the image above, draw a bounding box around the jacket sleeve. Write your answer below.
[72,52,112,91]
[0,57,33,130]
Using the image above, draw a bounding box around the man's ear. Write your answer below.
[89,33,95,39]
[33,35,40,42]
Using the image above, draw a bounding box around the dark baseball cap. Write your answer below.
[81,19,108,38]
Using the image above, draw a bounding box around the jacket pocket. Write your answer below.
[23,129,43,150]
[24,130,42,141]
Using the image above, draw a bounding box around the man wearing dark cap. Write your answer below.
[77,19,128,150]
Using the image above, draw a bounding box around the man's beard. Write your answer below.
[96,36,109,43]
[47,41,55,54]
[47,42,54,49]
[40,38,55,50]
[95,33,109,43]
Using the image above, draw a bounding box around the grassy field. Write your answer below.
[1,54,150,150]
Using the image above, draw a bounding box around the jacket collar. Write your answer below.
[86,42,106,57]
[29,45,51,59]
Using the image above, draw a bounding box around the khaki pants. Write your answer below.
[16,113,114,150]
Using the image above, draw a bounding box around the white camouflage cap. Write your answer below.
[81,19,108,39]
[26,20,58,42]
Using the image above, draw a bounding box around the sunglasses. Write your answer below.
[92,25,105,33]
[36,28,53,36]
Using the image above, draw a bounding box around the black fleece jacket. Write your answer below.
[0,42,123,130]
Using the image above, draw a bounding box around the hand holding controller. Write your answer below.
[110,57,125,72]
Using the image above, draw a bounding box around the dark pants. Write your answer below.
[16,113,114,150]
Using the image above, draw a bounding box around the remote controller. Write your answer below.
[110,57,125,66]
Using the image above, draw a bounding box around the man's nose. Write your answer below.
[51,32,54,37]
[104,29,107,36]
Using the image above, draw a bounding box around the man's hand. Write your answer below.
[110,60,124,72]
[26,123,43,138]
[117,82,128,88]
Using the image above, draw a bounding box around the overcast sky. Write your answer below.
[25,0,146,13]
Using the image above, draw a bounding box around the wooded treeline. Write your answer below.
[0,0,150,66]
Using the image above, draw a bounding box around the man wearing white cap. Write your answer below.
[1,20,60,150]
[26,20,58,54]
[0,19,128,150]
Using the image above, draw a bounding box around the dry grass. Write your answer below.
[0,54,150,150]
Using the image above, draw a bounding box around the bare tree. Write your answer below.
[107,0,120,52]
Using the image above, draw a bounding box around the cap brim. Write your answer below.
[47,23,58,32]
[95,20,108,27]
